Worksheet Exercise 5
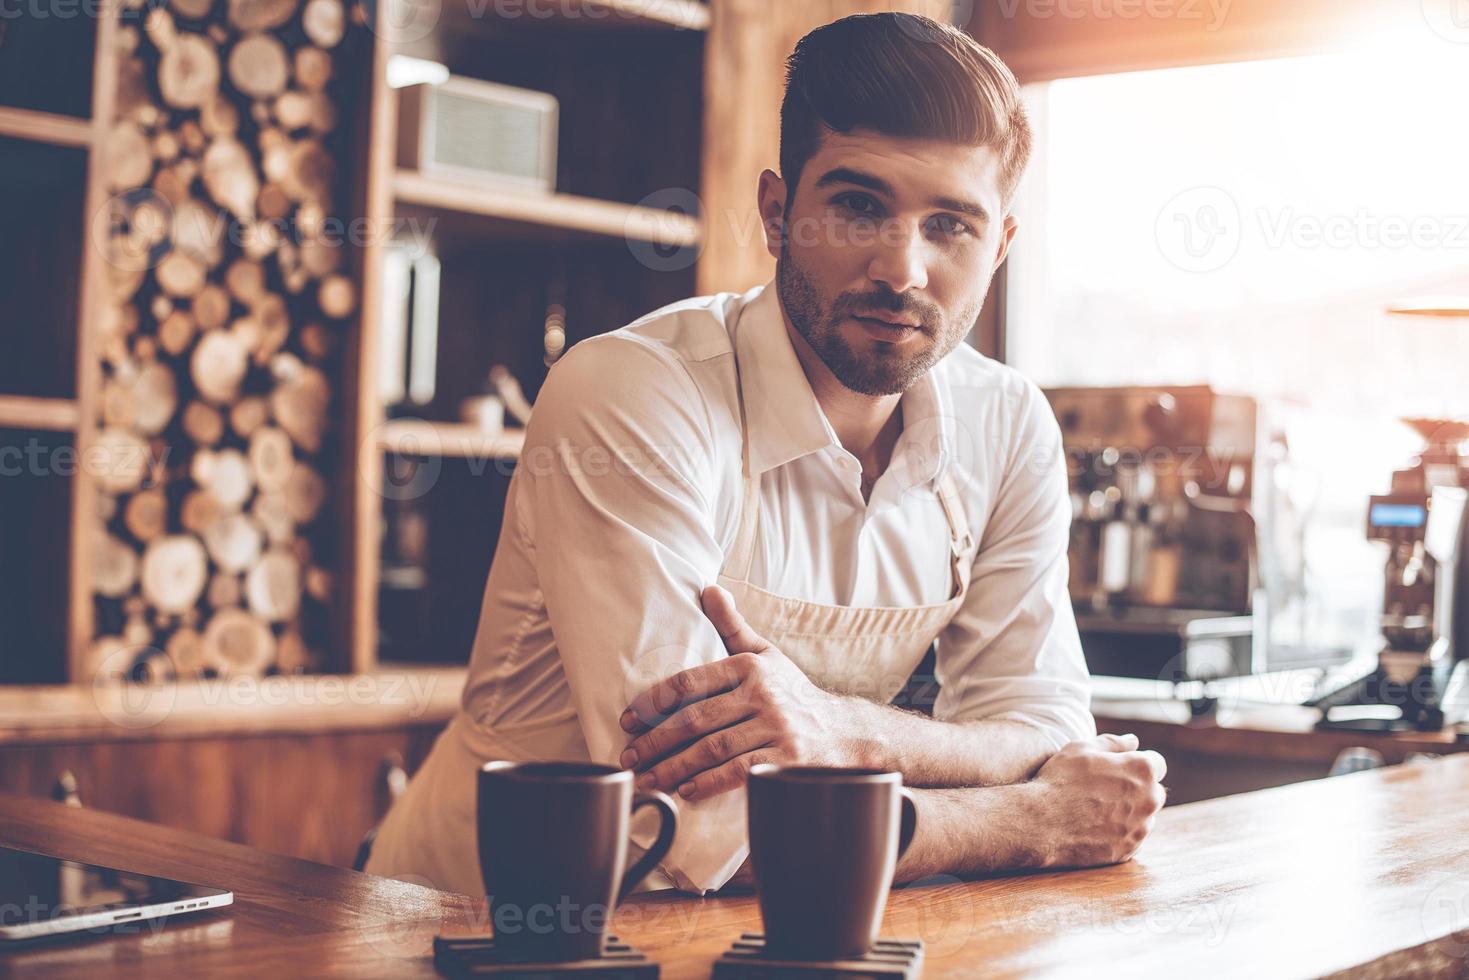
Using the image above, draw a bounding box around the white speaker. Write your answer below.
[396,76,559,192]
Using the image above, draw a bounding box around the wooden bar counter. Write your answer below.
[3,757,1469,979]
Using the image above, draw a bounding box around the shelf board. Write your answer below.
[0,396,79,432]
[378,419,526,459]
[0,106,92,149]
[0,667,467,744]
[392,170,703,248]
[438,0,710,34]
[568,0,710,30]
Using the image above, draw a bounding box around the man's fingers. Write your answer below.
[1095,732,1140,753]
[1138,749,1168,783]
[620,657,749,732]
[621,690,751,769]
[674,748,779,802]
[700,585,772,655]
[633,720,769,794]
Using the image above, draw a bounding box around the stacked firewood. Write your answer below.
[88,0,358,682]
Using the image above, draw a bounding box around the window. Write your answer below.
[1007,36,1469,662]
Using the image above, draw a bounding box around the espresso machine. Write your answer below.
[1044,386,1272,683]
[1309,419,1469,732]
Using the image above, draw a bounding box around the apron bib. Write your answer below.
[715,469,972,705]
[366,344,974,896]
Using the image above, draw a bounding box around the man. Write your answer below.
[367,11,1165,897]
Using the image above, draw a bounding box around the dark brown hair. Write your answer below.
[780,13,1032,207]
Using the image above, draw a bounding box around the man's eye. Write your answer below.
[835,194,880,217]
[929,214,975,238]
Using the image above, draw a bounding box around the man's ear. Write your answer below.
[756,169,788,260]
[993,214,1019,271]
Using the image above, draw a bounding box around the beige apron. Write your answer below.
[366,352,974,897]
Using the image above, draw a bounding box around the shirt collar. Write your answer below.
[734,281,839,476]
[886,365,953,494]
[734,280,954,489]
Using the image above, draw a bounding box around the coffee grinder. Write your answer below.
[1310,419,1469,732]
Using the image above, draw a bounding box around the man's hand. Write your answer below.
[1029,733,1167,867]
[618,586,864,801]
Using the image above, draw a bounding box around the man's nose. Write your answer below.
[865,222,930,295]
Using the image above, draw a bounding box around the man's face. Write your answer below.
[763,129,1018,397]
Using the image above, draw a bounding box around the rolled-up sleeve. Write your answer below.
[517,335,746,893]
[932,381,1095,749]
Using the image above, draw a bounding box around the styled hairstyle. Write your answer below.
[780,13,1032,208]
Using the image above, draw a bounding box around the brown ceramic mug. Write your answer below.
[747,765,918,961]
[477,761,677,962]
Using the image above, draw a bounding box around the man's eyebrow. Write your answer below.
[933,195,990,224]
[814,167,990,224]
[814,166,893,196]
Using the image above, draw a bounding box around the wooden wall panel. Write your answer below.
[0,726,443,867]
[697,0,955,296]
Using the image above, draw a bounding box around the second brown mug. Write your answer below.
[477,760,677,963]
[747,764,918,961]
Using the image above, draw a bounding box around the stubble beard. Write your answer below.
[775,242,971,397]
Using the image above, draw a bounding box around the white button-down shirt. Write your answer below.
[461,280,1094,892]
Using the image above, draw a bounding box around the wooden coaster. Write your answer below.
[712,933,924,978]
[432,933,658,978]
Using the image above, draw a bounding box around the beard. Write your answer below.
[776,242,974,397]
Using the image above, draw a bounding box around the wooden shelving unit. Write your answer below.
[348,0,713,672]
[0,2,117,684]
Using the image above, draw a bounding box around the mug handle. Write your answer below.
[618,790,679,904]
[896,787,919,863]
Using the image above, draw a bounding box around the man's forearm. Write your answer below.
[837,697,1059,788]
[724,745,1158,891]
[894,784,1053,883]
[718,783,1052,892]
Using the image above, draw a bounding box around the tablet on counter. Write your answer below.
[0,844,233,942]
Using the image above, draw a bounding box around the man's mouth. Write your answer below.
[853,312,921,328]
[849,315,923,344]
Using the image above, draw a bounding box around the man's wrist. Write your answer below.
[833,695,892,771]
[896,782,1058,883]
[1004,780,1058,870]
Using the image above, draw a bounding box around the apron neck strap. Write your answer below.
[935,468,975,598]
[727,333,762,581]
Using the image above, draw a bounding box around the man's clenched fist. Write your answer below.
[1031,733,1167,867]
